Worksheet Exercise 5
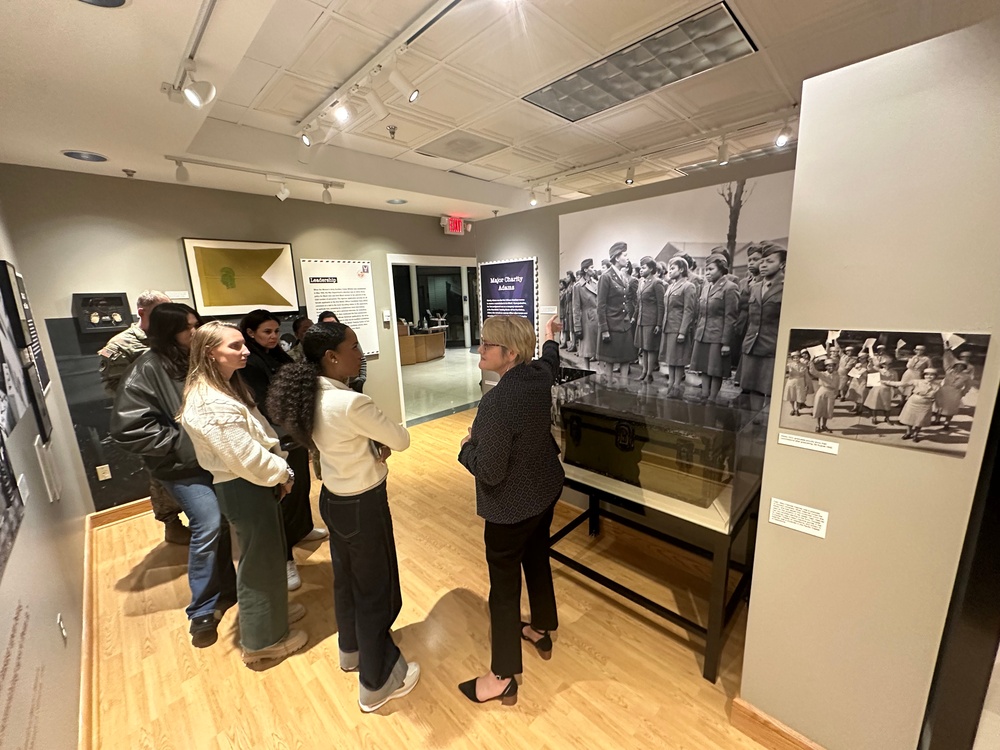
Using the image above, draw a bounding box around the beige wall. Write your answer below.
[0,164,478,425]
[0,201,93,749]
[741,15,1000,750]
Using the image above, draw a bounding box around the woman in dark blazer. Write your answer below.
[633,256,664,382]
[739,243,786,410]
[691,252,739,403]
[571,259,599,370]
[659,256,698,397]
[240,309,325,592]
[457,315,564,707]
[596,242,637,378]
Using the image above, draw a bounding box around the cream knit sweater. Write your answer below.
[180,384,289,487]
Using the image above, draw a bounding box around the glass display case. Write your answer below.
[552,374,766,532]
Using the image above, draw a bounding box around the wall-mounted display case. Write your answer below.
[553,374,766,533]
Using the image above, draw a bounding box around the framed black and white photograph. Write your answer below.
[0,438,25,584]
[778,328,990,457]
[0,284,30,439]
[183,238,299,316]
[24,361,51,444]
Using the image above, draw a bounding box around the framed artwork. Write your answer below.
[183,238,299,316]
[0,261,29,348]
[24,361,51,444]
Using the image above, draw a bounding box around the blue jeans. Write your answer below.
[160,473,237,619]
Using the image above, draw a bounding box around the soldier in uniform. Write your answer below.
[98,290,190,545]
[596,242,637,379]
[571,259,599,371]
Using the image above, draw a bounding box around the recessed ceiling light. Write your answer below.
[62,150,108,162]
[386,199,408,205]
[78,0,126,7]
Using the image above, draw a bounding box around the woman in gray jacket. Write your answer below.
[110,303,237,648]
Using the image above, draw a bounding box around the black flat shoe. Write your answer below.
[520,621,553,660]
[189,614,219,648]
[458,676,518,706]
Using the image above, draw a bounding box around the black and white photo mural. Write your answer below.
[779,329,989,457]
[557,171,795,407]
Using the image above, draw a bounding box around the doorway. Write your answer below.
[387,254,481,426]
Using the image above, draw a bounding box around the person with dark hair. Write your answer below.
[288,316,314,364]
[456,315,564,707]
[690,252,739,403]
[180,322,307,667]
[239,310,325,592]
[633,256,664,382]
[317,311,367,392]
[739,243,786,410]
[596,242,637,379]
[571,259,599,370]
[110,304,237,647]
[266,322,417,713]
[659,256,697,397]
[733,244,764,377]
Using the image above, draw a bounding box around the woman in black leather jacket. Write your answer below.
[240,309,324,592]
[110,303,237,648]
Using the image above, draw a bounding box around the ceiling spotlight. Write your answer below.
[276,183,290,201]
[182,77,216,110]
[625,166,635,185]
[174,160,189,183]
[300,131,312,147]
[545,184,552,203]
[717,138,730,166]
[389,70,419,103]
[322,184,333,204]
[62,150,107,162]
[775,124,793,148]
[333,102,353,124]
[529,190,538,207]
[364,89,390,121]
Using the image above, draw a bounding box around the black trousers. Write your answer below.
[484,502,559,677]
[281,445,314,560]
[319,482,402,692]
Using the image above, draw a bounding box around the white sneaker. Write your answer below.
[288,602,306,624]
[300,527,329,543]
[286,561,301,591]
[359,662,421,713]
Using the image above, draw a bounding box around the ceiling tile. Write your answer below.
[659,143,719,168]
[325,131,410,158]
[450,163,508,182]
[584,98,679,140]
[355,109,446,148]
[245,0,325,69]
[522,126,616,161]
[448,4,597,97]
[409,1,511,61]
[219,58,279,108]
[555,172,616,192]
[467,100,564,146]
[288,16,387,87]
[731,0,878,47]
[474,148,551,177]
[532,0,701,55]
[408,68,510,127]
[256,74,332,118]
[655,53,788,117]
[335,0,433,39]
[394,150,462,171]
[207,103,249,124]
[417,130,508,162]
[238,109,302,136]
[368,52,439,107]
[562,140,630,166]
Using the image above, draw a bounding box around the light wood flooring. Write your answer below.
[88,409,764,750]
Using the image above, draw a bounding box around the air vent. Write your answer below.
[417,130,507,162]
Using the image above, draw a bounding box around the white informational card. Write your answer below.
[866,372,881,388]
[848,366,865,379]
[769,497,829,539]
[806,344,826,359]
[863,337,877,351]
[778,432,840,455]
[300,259,380,356]
[948,333,966,350]
[827,330,841,344]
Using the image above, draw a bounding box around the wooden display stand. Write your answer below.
[398,329,446,365]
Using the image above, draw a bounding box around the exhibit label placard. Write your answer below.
[777,432,839,455]
[769,497,829,539]
[301,259,379,356]
[478,257,537,327]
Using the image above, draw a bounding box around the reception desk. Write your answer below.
[398,330,446,365]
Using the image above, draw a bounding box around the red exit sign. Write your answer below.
[443,216,465,235]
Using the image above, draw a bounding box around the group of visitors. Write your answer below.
[102,291,565,712]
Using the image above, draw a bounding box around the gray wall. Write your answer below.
[0,164,478,426]
[741,16,1000,750]
[0,202,93,750]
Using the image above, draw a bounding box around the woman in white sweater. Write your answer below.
[180,322,307,667]
[267,322,416,713]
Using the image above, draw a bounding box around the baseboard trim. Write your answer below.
[730,697,826,750]
[89,497,153,529]
[79,498,152,750]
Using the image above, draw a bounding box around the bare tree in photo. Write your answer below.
[719,179,756,263]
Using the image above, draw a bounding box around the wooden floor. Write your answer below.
[88,409,764,750]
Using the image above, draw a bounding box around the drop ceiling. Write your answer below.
[0,0,995,220]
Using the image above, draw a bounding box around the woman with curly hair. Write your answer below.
[180,322,307,667]
[267,322,417,713]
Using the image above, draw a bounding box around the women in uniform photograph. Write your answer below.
[837,346,858,400]
[847,351,873,413]
[883,369,941,442]
[571,259,599,371]
[784,351,810,416]
[809,356,839,433]
[659,256,697,397]
[899,344,931,397]
[934,347,974,430]
[738,243,785,408]
[596,242,637,379]
[633,256,664,382]
[864,365,896,424]
[690,252,738,403]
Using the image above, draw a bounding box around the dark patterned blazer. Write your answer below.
[458,340,564,524]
